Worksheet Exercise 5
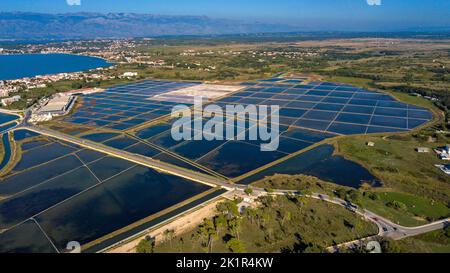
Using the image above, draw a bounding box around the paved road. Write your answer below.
[284,192,449,252]
[301,192,449,240]
[326,215,450,252]
[365,210,449,240]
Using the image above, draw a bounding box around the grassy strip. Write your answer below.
[0,138,4,166]
[334,136,450,226]
[396,229,450,253]
[0,132,22,178]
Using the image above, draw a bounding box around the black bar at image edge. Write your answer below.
[0,253,447,272]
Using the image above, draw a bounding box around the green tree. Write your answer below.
[216,200,240,219]
[213,214,227,237]
[294,195,308,208]
[335,188,348,200]
[349,243,370,253]
[228,217,242,240]
[303,244,324,253]
[281,234,323,253]
[226,238,246,253]
[216,69,239,80]
[347,190,364,208]
[403,72,414,84]
[444,225,450,238]
[136,237,155,254]
[380,238,402,253]
[244,187,253,195]
[245,208,258,225]
[366,192,379,201]
[386,201,407,211]
[71,82,84,89]
[163,229,175,248]
[197,219,217,253]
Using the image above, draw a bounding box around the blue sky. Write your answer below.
[1,0,449,30]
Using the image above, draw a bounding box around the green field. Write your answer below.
[376,192,448,219]
[332,134,450,226]
[251,159,449,227]
[336,135,449,197]
[396,228,450,253]
[360,193,448,227]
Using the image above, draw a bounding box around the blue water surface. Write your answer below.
[0,54,111,80]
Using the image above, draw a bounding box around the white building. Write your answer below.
[436,164,450,175]
[122,72,138,78]
[38,93,76,116]
[434,145,450,160]
[0,88,10,97]
[416,147,430,153]
[30,93,76,123]
[29,84,47,89]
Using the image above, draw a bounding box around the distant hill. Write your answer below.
[0,12,299,40]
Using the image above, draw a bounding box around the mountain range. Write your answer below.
[0,12,299,40]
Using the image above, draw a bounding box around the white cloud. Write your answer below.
[66,0,81,6]
[367,0,382,6]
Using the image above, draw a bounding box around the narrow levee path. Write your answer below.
[0,133,12,171]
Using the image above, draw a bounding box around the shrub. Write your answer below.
[386,201,407,211]
[136,237,155,253]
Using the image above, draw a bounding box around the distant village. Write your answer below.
[0,68,119,107]
[0,38,326,110]
[0,41,151,108]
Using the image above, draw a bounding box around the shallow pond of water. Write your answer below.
[239,144,380,188]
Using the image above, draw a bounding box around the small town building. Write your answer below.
[29,93,76,123]
[0,88,10,97]
[1,95,21,106]
[433,144,450,160]
[38,93,76,116]
[416,147,430,153]
[122,72,138,78]
[436,164,450,175]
